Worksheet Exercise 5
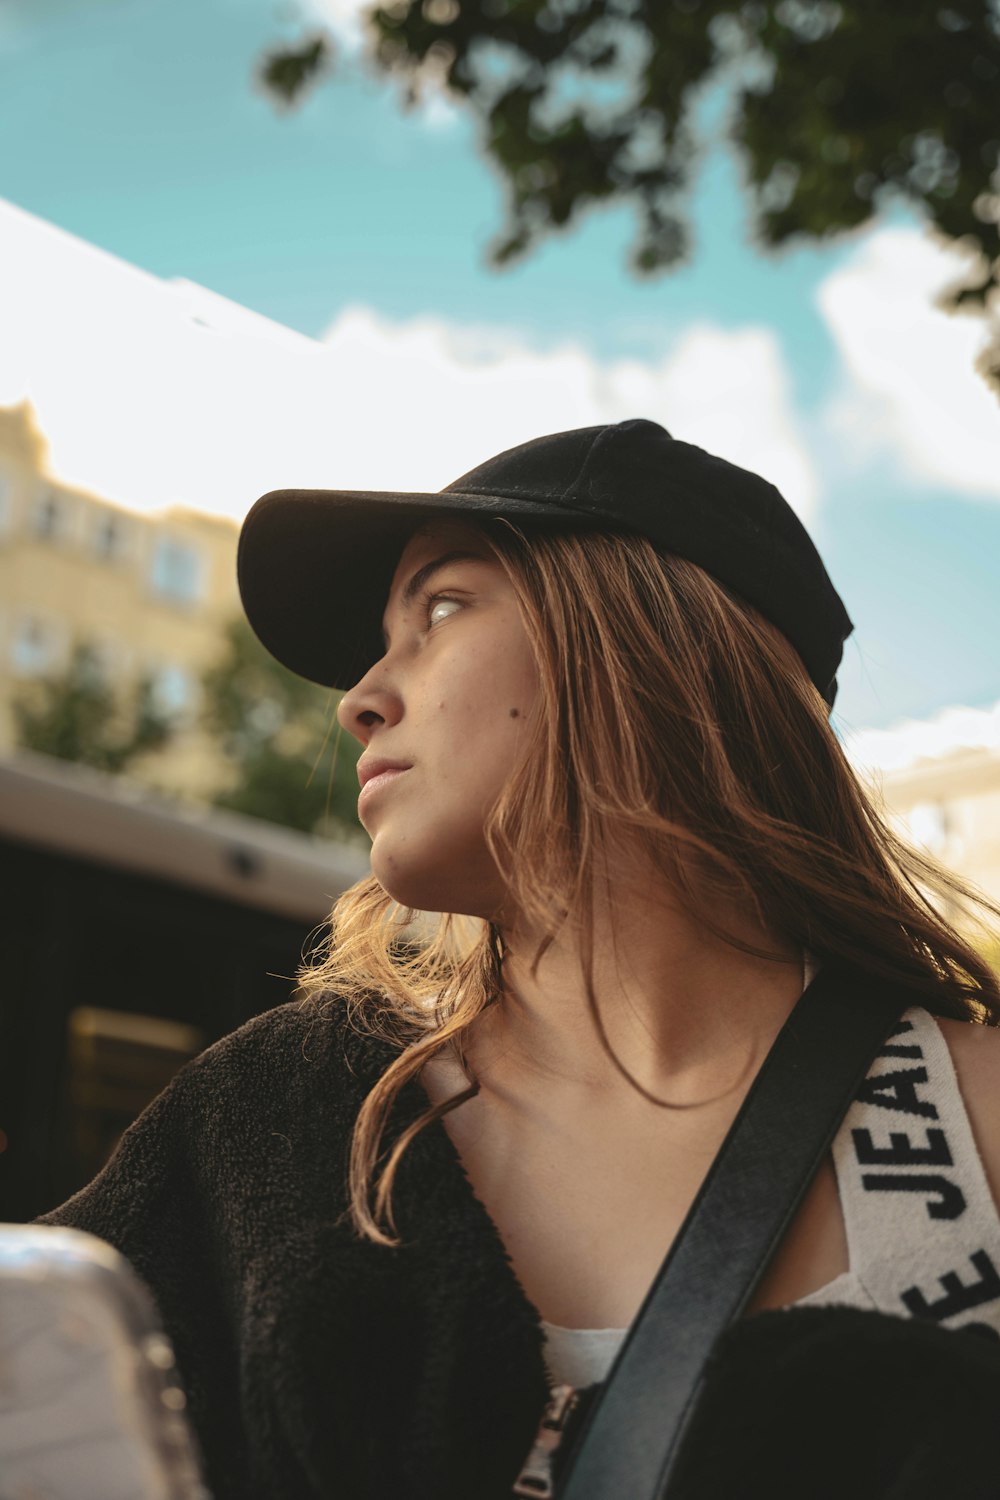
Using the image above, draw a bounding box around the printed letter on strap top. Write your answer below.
[800,1006,1000,1338]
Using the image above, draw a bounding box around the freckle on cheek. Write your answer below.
[509,708,520,719]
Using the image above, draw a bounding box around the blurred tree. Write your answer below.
[12,644,173,774]
[259,32,333,107]
[261,0,1000,392]
[200,617,365,839]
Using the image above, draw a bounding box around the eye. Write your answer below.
[421,589,463,629]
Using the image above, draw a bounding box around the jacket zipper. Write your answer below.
[512,1384,580,1498]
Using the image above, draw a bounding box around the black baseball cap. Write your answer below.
[237,418,853,708]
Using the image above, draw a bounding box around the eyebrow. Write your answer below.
[381,549,488,648]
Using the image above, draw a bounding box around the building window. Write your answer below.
[31,486,71,543]
[92,509,131,563]
[148,663,197,722]
[149,538,203,605]
[11,615,66,677]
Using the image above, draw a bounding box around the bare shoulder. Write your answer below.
[934,1013,1000,1083]
[933,1014,1000,1210]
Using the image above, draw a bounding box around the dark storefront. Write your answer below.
[0,751,370,1221]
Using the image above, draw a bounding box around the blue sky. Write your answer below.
[0,0,844,362]
[2,0,999,745]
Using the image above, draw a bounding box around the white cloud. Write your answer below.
[298,0,371,55]
[817,227,1000,499]
[311,308,818,516]
[0,196,817,525]
[844,698,1000,777]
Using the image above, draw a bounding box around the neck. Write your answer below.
[478,875,804,1107]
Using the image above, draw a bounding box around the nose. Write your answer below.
[336,656,401,745]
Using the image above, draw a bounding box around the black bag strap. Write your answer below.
[554,962,908,1500]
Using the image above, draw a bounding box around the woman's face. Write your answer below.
[336,519,539,917]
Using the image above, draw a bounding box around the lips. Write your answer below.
[357,766,411,813]
[357,757,412,788]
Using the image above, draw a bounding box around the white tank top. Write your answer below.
[542,965,1000,1390]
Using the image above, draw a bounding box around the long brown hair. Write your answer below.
[295,519,1000,1244]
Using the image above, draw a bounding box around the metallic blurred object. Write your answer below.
[0,1224,211,1500]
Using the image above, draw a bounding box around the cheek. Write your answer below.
[504,662,538,725]
[418,624,537,770]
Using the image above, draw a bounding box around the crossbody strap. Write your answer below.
[554,962,907,1500]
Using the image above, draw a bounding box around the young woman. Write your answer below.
[36,419,1000,1498]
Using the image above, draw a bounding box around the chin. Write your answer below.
[369,838,497,920]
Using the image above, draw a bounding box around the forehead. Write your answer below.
[390,518,496,584]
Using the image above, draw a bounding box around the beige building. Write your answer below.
[848,706,1000,951]
[0,400,240,798]
[880,750,1000,916]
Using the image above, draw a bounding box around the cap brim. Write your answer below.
[237,486,577,689]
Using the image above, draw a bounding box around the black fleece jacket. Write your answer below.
[37,999,553,1499]
[34,999,1000,1500]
